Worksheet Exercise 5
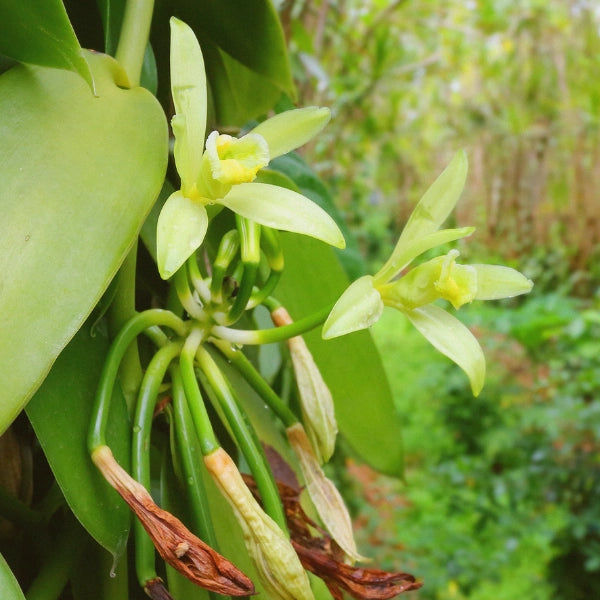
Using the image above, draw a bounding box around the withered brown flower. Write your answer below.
[244,472,422,600]
[144,577,175,600]
[92,445,255,597]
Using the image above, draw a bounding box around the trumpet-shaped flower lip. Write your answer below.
[205,131,270,185]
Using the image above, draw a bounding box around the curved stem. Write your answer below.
[88,309,189,452]
[196,346,288,534]
[179,329,220,455]
[170,366,219,547]
[211,303,333,345]
[115,0,155,87]
[132,342,182,587]
[211,339,297,428]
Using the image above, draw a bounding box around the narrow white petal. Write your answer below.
[472,265,534,300]
[375,226,474,284]
[157,191,208,279]
[220,183,345,248]
[170,18,207,191]
[405,304,486,396]
[250,107,331,159]
[322,276,384,339]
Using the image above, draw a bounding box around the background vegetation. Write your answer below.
[285,1,600,598]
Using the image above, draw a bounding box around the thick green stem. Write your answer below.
[88,309,188,453]
[170,366,219,547]
[132,342,182,587]
[211,339,297,427]
[196,346,288,534]
[108,246,143,414]
[115,0,155,87]
[25,513,86,600]
[180,329,220,455]
[211,303,334,345]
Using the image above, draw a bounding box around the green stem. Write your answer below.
[174,266,205,320]
[88,309,189,452]
[115,0,156,87]
[179,329,220,455]
[211,339,297,427]
[195,346,288,534]
[0,487,43,529]
[25,513,86,600]
[170,366,219,547]
[211,303,334,345]
[132,342,182,587]
[108,246,143,414]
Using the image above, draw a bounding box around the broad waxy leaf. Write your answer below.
[0,553,25,600]
[173,0,294,97]
[0,51,168,434]
[275,234,404,476]
[26,323,132,555]
[0,0,93,89]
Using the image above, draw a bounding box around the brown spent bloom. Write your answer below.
[91,445,255,597]
[287,422,365,563]
[144,577,175,600]
[271,306,338,463]
[204,447,315,600]
[244,474,422,600]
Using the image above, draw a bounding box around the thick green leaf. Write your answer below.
[274,234,404,476]
[0,553,25,600]
[205,44,286,127]
[0,0,93,88]
[174,0,294,97]
[26,322,132,555]
[0,51,168,434]
[96,0,127,55]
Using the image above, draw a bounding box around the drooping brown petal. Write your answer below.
[144,577,175,600]
[92,445,255,596]
[243,472,422,599]
[292,541,422,600]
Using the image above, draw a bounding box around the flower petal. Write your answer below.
[376,151,468,283]
[220,182,345,248]
[322,276,384,339]
[170,18,207,195]
[400,150,468,243]
[374,226,474,284]
[471,265,533,300]
[405,304,486,396]
[157,191,208,279]
[250,107,331,159]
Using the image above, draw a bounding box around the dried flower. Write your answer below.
[91,445,255,596]
[245,474,422,600]
[144,577,174,600]
[204,447,315,600]
[287,423,364,563]
[272,306,338,463]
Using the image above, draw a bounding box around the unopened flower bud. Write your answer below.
[91,446,254,596]
[204,447,314,600]
[287,423,365,563]
[272,306,338,463]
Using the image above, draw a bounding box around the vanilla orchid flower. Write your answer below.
[157,18,344,279]
[322,151,533,396]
